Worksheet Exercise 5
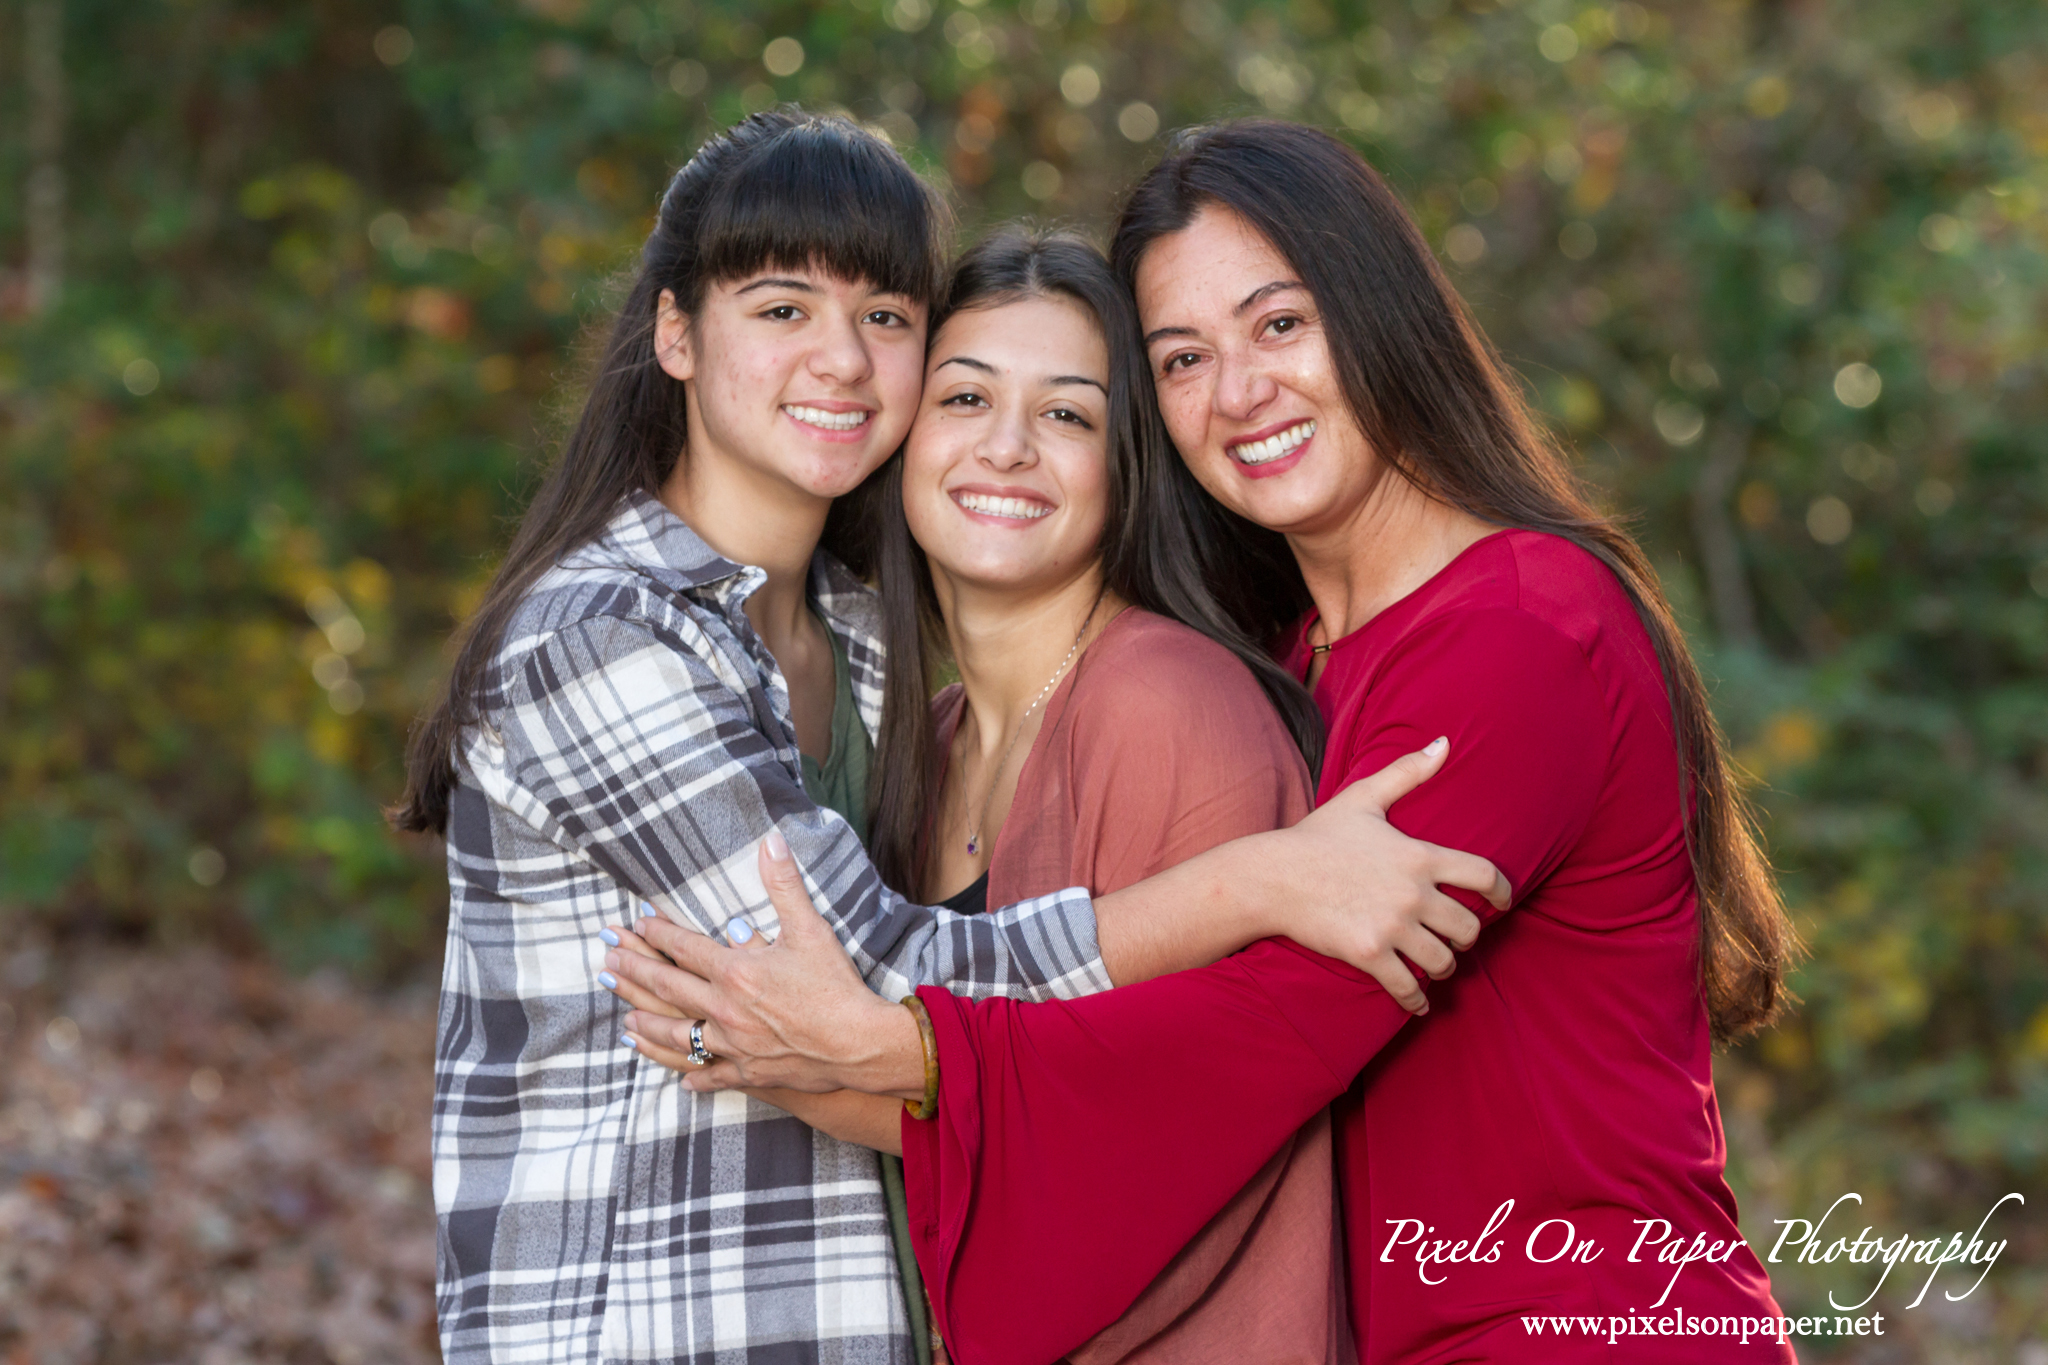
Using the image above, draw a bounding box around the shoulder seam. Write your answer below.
[1393,583,1621,811]
[1399,596,1600,675]
[488,594,732,714]
[498,576,695,661]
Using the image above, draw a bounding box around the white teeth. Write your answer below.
[956,492,1053,521]
[1228,420,1316,465]
[784,404,871,431]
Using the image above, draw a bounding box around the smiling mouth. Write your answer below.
[954,491,1053,521]
[1228,420,1316,466]
[783,404,872,432]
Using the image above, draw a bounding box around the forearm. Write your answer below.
[510,615,1113,1005]
[795,988,929,1101]
[860,880,1111,1004]
[1094,827,1289,985]
[786,824,1288,1090]
[747,1087,906,1155]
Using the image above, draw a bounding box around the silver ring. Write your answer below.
[686,1019,715,1068]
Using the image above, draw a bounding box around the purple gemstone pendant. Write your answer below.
[966,836,979,855]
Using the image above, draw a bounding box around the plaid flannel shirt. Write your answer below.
[434,492,1110,1364]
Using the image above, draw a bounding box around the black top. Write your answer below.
[936,870,989,916]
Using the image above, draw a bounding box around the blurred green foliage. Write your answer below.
[1,0,2044,1350]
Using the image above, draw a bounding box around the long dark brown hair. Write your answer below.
[392,110,949,835]
[856,229,1323,899]
[1111,121,1797,1042]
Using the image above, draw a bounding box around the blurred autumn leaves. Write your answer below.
[0,0,2044,1342]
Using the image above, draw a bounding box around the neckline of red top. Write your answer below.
[1292,525,1513,670]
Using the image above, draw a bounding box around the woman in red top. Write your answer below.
[609,122,1802,1363]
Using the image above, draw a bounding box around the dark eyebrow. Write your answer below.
[938,356,1105,394]
[1235,280,1306,315]
[735,276,820,296]
[1143,281,1307,347]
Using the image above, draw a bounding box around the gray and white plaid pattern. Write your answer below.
[434,492,1109,1364]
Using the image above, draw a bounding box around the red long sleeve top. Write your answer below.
[901,531,1792,1364]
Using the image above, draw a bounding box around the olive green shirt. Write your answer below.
[798,606,872,846]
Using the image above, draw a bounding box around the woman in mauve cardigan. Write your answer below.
[750,230,1356,1364]
[608,229,1455,1363]
[607,122,1802,1364]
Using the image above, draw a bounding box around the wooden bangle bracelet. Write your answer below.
[900,994,939,1121]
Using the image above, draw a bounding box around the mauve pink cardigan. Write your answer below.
[930,606,1345,1365]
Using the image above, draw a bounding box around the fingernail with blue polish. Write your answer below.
[620,1034,637,1050]
[599,971,618,990]
[640,901,657,919]
[599,928,620,948]
[729,918,754,944]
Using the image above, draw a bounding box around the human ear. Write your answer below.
[655,288,695,383]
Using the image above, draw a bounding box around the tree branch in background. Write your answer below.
[1689,416,1759,652]
[25,0,66,316]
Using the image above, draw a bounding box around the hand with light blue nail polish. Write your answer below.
[599,928,620,948]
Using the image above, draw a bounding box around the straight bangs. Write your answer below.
[693,113,950,307]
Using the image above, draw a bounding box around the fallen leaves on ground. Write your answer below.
[0,940,438,1364]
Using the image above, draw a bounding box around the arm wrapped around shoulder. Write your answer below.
[486,612,1114,1003]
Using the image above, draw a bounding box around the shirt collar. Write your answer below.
[600,488,751,591]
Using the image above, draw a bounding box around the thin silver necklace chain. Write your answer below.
[963,593,1105,857]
